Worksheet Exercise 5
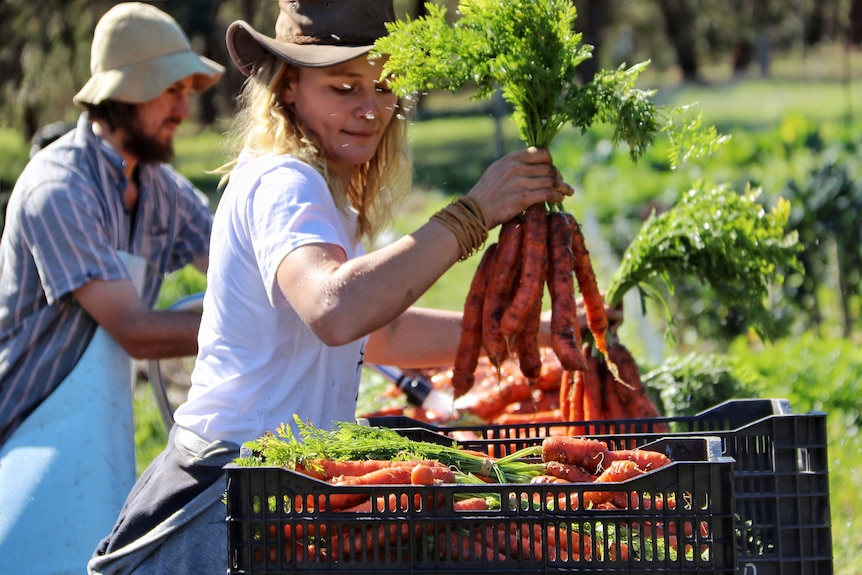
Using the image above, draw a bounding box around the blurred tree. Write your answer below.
[852,0,862,44]
[573,0,614,83]
[782,143,862,337]
[0,0,108,139]
[655,0,700,81]
[164,0,226,126]
[0,0,855,139]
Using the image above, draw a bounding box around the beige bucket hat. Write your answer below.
[226,0,395,77]
[73,2,225,106]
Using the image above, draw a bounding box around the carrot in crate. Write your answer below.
[541,436,611,474]
[584,459,645,508]
[608,449,671,471]
[493,408,562,425]
[544,460,597,483]
[295,458,450,481]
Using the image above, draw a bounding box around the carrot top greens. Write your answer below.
[605,184,802,342]
[374,0,724,163]
[236,415,544,484]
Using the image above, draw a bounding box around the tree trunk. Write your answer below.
[851,0,862,45]
[656,0,700,82]
[574,0,612,83]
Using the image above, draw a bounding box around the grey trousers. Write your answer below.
[87,425,240,575]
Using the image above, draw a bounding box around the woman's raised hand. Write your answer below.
[466,147,573,228]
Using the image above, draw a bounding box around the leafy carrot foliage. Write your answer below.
[374,0,722,164]
[605,184,802,341]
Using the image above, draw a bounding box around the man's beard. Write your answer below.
[123,117,176,165]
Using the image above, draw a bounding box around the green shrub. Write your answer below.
[642,352,757,416]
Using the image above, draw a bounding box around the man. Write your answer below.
[0,3,223,572]
[0,1,223,446]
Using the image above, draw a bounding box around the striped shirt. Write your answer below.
[0,113,213,446]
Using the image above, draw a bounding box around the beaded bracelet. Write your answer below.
[430,196,489,261]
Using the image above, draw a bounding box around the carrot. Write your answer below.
[544,460,598,483]
[460,372,532,421]
[444,530,506,561]
[546,210,587,371]
[452,243,498,397]
[546,524,581,561]
[513,281,544,380]
[410,463,436,485]
[600,354,628,431]
[481,217,524,368]
[584,459,645,508]
[478,524,543,561]
[453,496,490,511]
[566,369,586,436]
[328,522,411,562]
[327,467,414,510]
[608,448,672,471]
[541,436,610,474]
[567,212,609,359]
[513,270,545,381]
[535,360,564,391]
[530,474,570,485]
[499,388,558,415]
[581,349,603,428]
[595,458,644,482]
[606,342,667,428]
[501,203,548,337]
[605,342,645,407]
[296,458,451,481]
[283,540,319,563]
[282,520,326,543]
[608,540,630,562]
[558,368,571,426]
[493,408,561,425]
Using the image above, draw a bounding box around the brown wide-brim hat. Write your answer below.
[74,2,224,106]
[227,0,395,77]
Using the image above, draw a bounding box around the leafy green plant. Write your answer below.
[780,143,862,334]
[642,352,756,417]
[155,265,207,310]
[605,183,801,342]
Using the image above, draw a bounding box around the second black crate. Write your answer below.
[361,398,833,575]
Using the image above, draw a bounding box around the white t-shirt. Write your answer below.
[174,153,367,445]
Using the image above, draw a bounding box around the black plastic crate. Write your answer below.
[226,436,735,574]
[361,398,833,575]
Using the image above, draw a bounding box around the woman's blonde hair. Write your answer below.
[220,55,412,243]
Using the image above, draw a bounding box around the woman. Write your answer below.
[89,1,572,573]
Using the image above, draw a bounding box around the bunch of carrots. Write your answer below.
[436,202,666,431]
[559,342,666,435]
[452,204,609,397]
[259,435,683,564]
